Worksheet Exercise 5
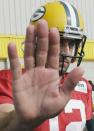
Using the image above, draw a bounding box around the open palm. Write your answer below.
[8,20,84,124]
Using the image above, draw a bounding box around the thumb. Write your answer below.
[61,67,84,94]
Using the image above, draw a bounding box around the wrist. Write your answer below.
[6,111,45,131]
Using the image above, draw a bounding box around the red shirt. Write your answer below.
[0,70,92,131]
[0,70,13,104]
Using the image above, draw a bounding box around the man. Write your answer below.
[0,0,92,131]
[30,1,92,131]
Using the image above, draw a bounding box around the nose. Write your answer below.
[64,42,70,54]
[60,41,70,55]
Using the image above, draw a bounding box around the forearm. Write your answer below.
[3,111,45,131]
[0,111,28,131]
[0,110,15,131]
[5,114,32,131]
[0,105,47,131]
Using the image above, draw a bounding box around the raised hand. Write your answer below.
[8,19,84,127]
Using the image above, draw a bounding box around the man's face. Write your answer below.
[59,38,76,72]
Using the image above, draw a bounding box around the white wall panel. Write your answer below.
[9,0,16,34]
[0,0,94,39]
[3,0,10,34]
[0,0,4,33]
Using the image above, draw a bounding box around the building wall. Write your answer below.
[0,0,94,39]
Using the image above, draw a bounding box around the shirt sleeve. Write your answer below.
[85,80,92,120]
[0,70,13,104]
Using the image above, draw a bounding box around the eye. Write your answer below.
[69,40,75,49]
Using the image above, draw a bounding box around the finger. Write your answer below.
[47,28,60,69]
[61,67,84,94]
[24,25,35,70]
[8,43,22,80]
[36,19,49,67]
